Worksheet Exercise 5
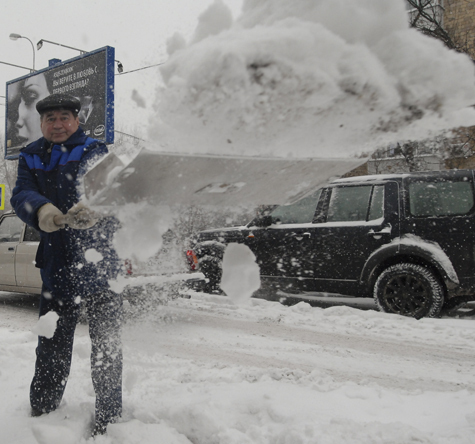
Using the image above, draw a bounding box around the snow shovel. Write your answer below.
[83,148,366,208]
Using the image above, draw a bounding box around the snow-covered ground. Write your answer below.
[2,290,475,444]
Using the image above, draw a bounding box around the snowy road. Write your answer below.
[2,290,475,443]
[145,304,475,393]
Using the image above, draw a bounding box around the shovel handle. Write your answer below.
[53,214,70,227]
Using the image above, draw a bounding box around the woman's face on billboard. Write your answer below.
[16,73,49,145]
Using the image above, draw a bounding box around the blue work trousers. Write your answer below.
[30,287,123,427]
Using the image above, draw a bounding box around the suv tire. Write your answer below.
[374,263,444,319]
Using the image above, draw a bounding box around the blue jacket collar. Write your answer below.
[21,127,88,155]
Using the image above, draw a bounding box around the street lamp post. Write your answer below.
[37,39,124,73]
[9,33,35,71]
[36,38,86,55]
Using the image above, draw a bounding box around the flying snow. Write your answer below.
[191,0,234,44]
[220,243,261,305]
[112,202,173,262]
[149,0,475,159]
[84,248,103,264]
[32,311,59,339]
[131,89,146,109]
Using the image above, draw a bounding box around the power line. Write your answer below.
[114,130,146,141]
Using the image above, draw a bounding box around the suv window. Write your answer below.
[409,181,474,217]
[271,189,322,224]
[327,185,384,222]
[0,216,23,242]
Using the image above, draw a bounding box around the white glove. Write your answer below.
[37,203,66,233]
[64,202,100,229]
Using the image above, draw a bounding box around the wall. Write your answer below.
[444,0,475,57]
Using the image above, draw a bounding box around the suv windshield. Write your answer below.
[270,189,322,224]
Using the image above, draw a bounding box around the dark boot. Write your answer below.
[30,407,47,417]
[92,422,107,437]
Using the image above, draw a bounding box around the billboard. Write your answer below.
[4,46,115,159]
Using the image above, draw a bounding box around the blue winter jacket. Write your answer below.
[10,127,121,301]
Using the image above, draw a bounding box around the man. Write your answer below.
[10,93,122,436]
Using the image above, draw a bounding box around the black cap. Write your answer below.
[36,93,81,115]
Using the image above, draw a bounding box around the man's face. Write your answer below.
[40,109,79,144]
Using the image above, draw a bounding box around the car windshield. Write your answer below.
[0,216,23,242]
[270,189,322,224]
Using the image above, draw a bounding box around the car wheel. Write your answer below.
[374,263,444,319]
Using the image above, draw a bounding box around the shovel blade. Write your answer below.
[83,152,125,203]
[84,148,366,208]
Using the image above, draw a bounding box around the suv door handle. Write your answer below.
[290,232,311,240]
[368,225,392,237]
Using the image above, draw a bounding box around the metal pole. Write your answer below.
[22,36,35,71]
[0,60,34,72]
[9,33,35,71]
[37,39,86,55]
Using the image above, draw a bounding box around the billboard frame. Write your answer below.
[4,45,115,160]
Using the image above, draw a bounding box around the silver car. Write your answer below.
[0,212,42,294]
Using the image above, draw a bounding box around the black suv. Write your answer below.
[188,170,475,318]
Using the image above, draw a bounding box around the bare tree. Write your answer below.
[407,0,474,57]
[443,127,475,168]
[403,0,475,171]
[368,138,450,174]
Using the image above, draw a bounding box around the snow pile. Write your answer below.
[107,420,191,444]
[32,311,59,339]
[220,243,260,304]
[32,423,79,444]
[149,0,475,158]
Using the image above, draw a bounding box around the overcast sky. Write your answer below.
[0,0,243,137]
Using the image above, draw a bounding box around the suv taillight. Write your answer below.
[124,259,133,275]
[186,250,198,271]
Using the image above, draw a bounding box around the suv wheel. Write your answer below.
[374,263,444,319]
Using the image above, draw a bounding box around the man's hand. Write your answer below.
[64,202,100,229]
[37,203,66,232]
